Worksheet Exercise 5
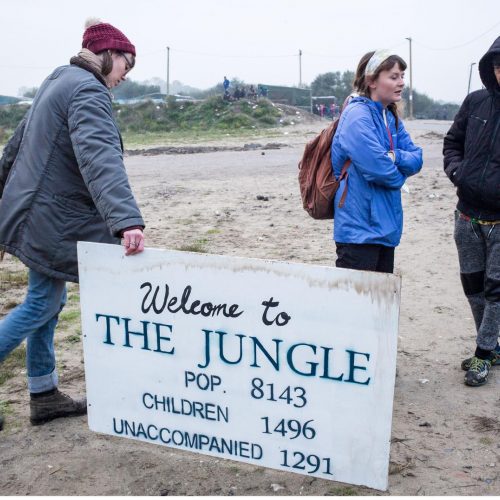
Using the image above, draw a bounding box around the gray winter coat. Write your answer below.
[0,63,144,282]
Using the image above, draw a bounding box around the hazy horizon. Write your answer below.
[1,0,499,105]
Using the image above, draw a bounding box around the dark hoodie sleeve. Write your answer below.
[0,116,27,198]
[443,95,470,185]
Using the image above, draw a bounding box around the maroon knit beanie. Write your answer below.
[82,21,136,56]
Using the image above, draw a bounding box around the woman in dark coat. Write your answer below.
[0,18,145,426]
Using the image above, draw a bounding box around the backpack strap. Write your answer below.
[338,159,351,208]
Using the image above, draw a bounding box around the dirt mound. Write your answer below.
[126,142,288,156]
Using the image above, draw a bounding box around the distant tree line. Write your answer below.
[111,81,161,99]
[310,71,355,104]
[400,88,460,120]
[310,71,460,120]
[5,71,460,132]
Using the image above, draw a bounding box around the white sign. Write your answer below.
[78,242,400,491]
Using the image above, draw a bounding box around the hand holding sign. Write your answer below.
[123,228,144,256]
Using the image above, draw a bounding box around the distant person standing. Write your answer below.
[223,76,230,93]
[443,36,500,387]
[330,102,337,119]
[0,18,145,427]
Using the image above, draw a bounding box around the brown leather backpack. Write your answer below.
[298,114,351,220]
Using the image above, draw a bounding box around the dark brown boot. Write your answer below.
[30,389,87,426]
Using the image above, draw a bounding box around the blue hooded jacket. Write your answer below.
[331,97,422,247]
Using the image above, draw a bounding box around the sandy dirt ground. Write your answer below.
[1,119,500,496]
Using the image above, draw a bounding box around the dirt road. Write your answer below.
[1,120,499,495]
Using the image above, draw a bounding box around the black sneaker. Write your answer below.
[464,357,492,387]
[461,345,500,371]
[30,389,87,426]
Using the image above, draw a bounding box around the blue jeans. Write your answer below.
[0,268,66,393]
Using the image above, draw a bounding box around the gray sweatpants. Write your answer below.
[454,211,500,352]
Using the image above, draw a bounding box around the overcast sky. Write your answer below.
[1,0,499,103]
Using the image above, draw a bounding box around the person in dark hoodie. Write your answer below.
[0,18,145,428]
[443,36,500,387]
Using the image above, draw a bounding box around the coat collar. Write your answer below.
[69,56,108,88]
[349,96,385,113]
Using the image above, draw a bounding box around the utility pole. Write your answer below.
[405,37,413,119]
[467,62,476,95]
[166,46,170,98]
[299,49,302,88]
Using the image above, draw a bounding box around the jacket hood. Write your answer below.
[479,36,500,92]
[349,95,385,112]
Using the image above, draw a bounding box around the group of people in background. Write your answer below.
[313,102,338,119]
[0,16,498,434]
[222,76,267,101]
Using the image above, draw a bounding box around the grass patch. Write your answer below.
[0,367,15,386]
[177,229,221,252]
[177,238,209,253]
[2,97,304,148]
[7,345,26,365]
[58,309,81,324]
[116,97,288,144]
[0,345,26,385]
[67,293,80,304]
[0,399,21,432]
[121,127,282,148]
[66,333,81,344]
[0,400,13,417]
[479,436,494,446]
[0,269,28,288]
[327,486,359,496]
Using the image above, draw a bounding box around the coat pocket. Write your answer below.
[452,160,467,187]
[369,188,402,243]
[465,115,487,153]
[52,193,98,216]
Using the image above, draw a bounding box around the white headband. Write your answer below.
[365,49,393,76]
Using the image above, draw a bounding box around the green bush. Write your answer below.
[0,105,29,135]
[113,96,285,134]
[0,95,291,145]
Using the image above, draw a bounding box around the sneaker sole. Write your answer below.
[464,373,489,387]
[464,378,488,387]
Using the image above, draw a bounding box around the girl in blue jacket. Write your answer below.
[331,50,423,273]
